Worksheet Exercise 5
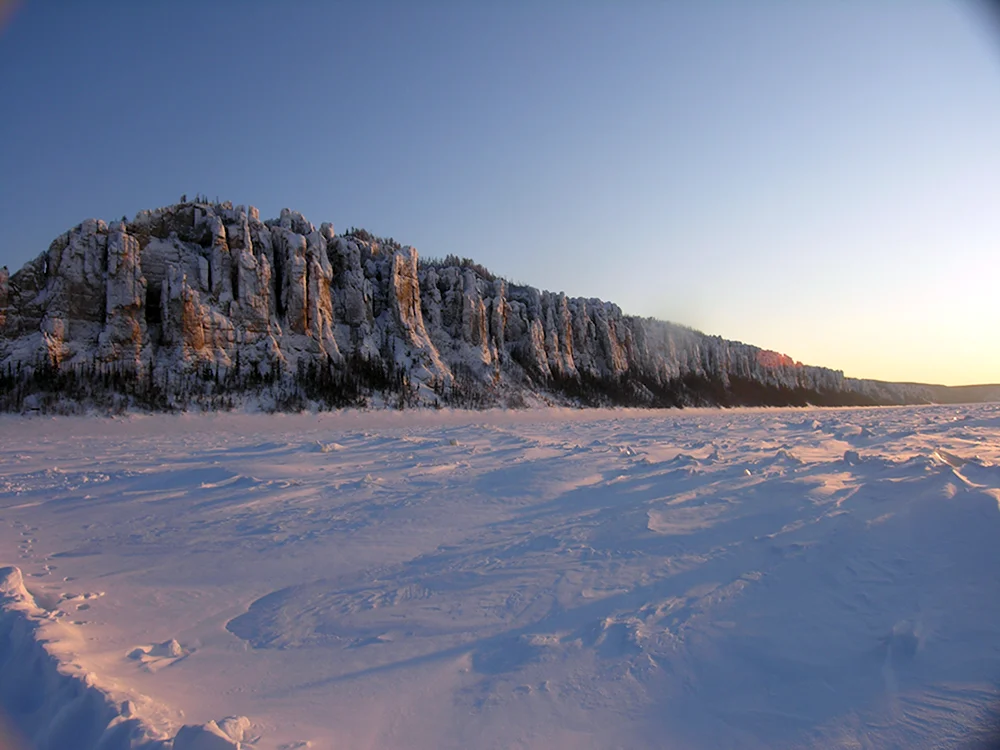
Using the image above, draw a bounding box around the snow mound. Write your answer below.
[173,716,253,750]
[0,565,31,603]
[127,639,192,672]
[931,448,969,469]
[314,441,344,453]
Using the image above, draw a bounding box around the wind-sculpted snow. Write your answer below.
[3,199,991,412]
[0,566,172,749]
[1,405,1000,748]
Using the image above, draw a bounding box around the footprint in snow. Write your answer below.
[59,591,104,604]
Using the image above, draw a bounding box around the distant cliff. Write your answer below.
[0,200,992,412]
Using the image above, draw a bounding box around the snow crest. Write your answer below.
[0,566,253,749]
[0,566,169,749]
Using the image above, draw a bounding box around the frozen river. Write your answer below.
[2,404,999,749]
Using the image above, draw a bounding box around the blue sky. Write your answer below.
[1,1,998,385]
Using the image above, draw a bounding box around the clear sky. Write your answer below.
[1,1,998,386]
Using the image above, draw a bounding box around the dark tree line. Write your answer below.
[0,360,169,413]
[427,363,496,409]
[0,348,888,415]
[0,352,422,414]
[295,352,419,410]
[508,346,883,409]
[420,255,497,282]
[343,228,402,251]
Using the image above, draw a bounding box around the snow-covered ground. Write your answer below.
[2,405,1000,749]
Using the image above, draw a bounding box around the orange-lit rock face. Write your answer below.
[756,349,802,369]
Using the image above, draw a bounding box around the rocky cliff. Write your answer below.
[0,199,961,411]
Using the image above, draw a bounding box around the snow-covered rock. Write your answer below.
[0,199,982,410]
